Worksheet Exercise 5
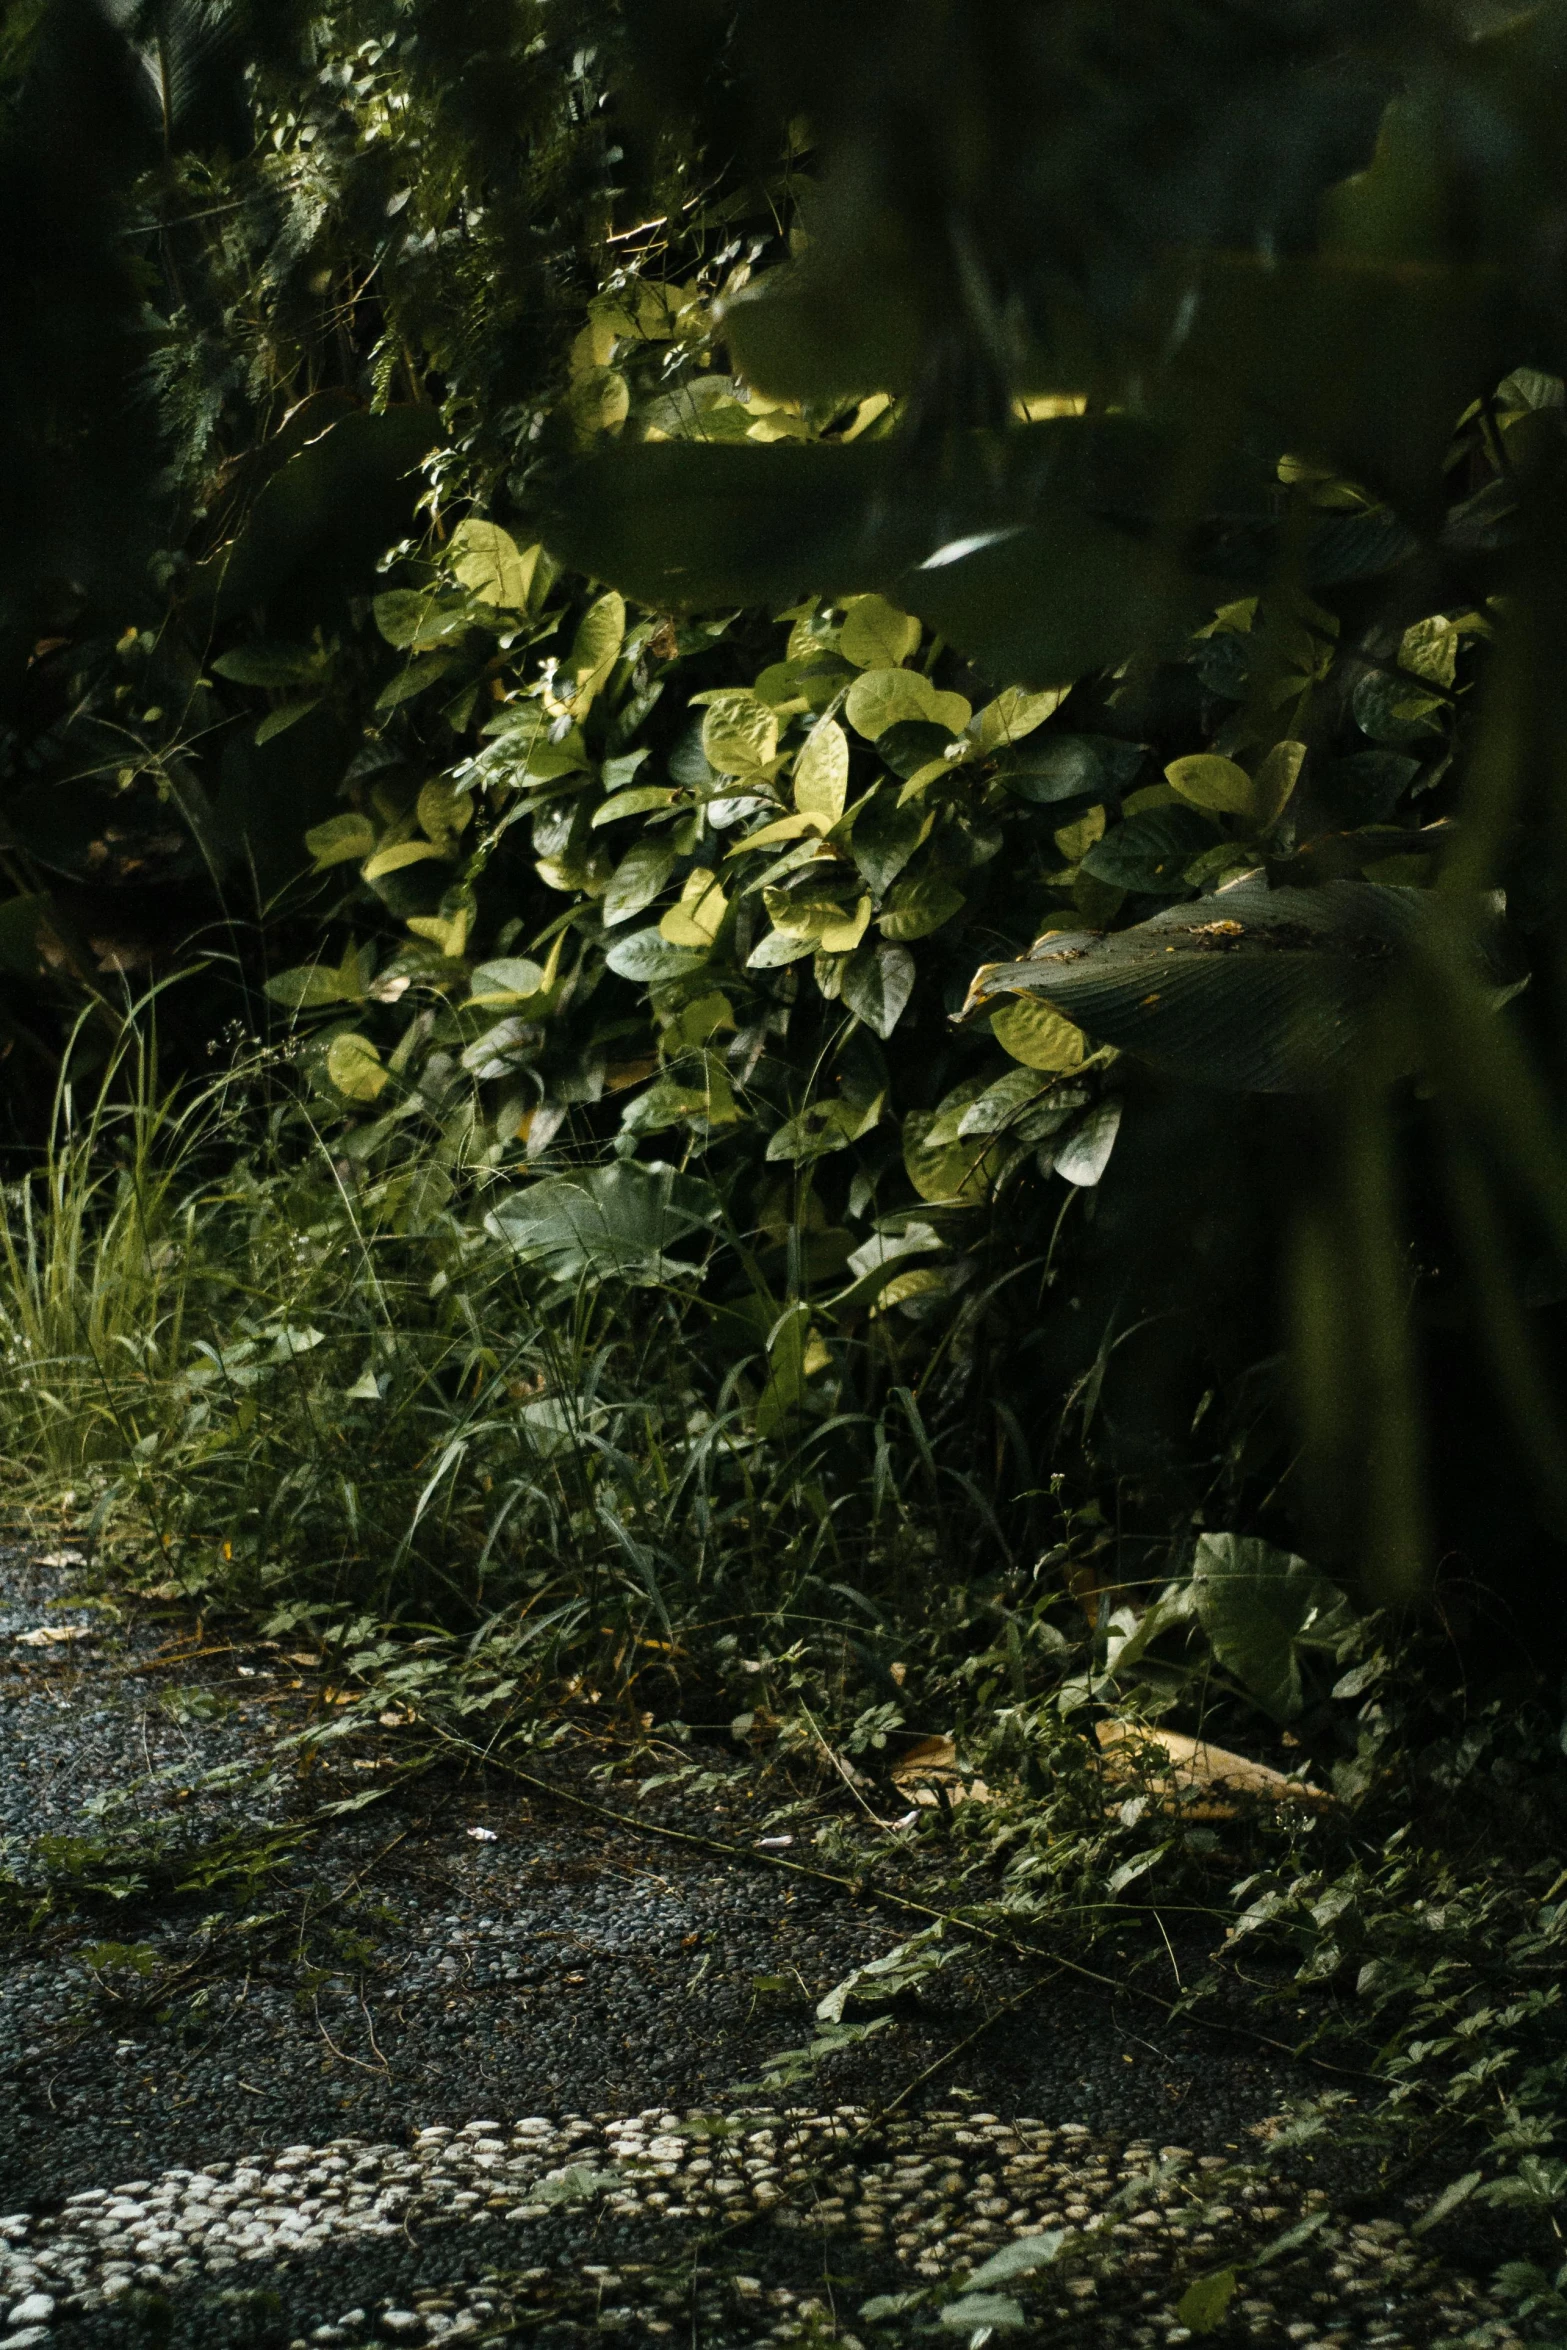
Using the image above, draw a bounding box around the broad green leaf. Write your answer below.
[965,878,1514,1092]
[729,813,820,854]
[1175,2271,1238,2336]
[569,591,626,699]
[958,1069,1050,1135]
[569,365,631,437]
[839,594,921,669]
[449,519,539,609]
[417,778,473,843]
[603,837,677,927]
[846,667,971,741]
[1081,806,1215,892]
[878,874,965,940]
[1054,1100,1123,1186]
[592,787,681,825]
[469,957,546,1006]
[376,651,459,712]
[991,996,1086,1071]
[362,839,449,881]
[540,424,1194,683]
[1192,1532,1359,1720]
[325,1031,388,1102]
[1399,612,1460,687]
[904,1094,999,1205]
[819,895,871,952]
[1166,754,1259,815]
[603,928,706,984]
[372,588,466,648]
[1252,739,1307,829]
[763,887,859,942]
[305,814,376,869]
[747,929,816,968]
[212,641,321,688]
[968,2234,1067,2289]
[1053,807,1106,862]
[971,686,1071,755]
[877,718,960,779]
[937,2293,1027,2332]
[851,792,929,893]
[1352,665,1445,742]
[461,1015,538,1080]
[255,695,324,745]
[765,1093,882,1164]
[702,690,779,775]
[1000,734,1145,805]
[486,1161,721,1286]
[841,942,915,1037]
[660,868,728,946]
[794,718,849,825]
[264,964,352,1011]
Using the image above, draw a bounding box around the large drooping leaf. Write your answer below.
[964,878,1515,1092]
[485,1161,723,1286]
[540,419,1211,684]
[1191,1533,1360,1720]
[196,409,444,617]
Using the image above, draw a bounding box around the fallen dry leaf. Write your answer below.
[1096,1720,1331,1817]
[14,1625,93,1648]
[885,1722,1330,1822]
[889,1733,992,1807]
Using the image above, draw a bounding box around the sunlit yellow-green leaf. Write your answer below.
[1175,2271,1237,2337]
[362,839,449,881]
[1252,739,1307,829]
[326,1031,389,1102]
[449,519,539,609]
[569,366,631,439]
[991,996,1086,1071]
[794,717,850,825]
[839,594,921,670]
[417,778,473,843]
[972,685,1071,755]
[659,867,728,947]
[727,812,819,854]
[1166,754,1258,815]
[702,689,779,775]
[570,590,626,700]
[305,814,376,870]
[819,894,871,952]
[1053,806,1107,862]
[845,667,971,741]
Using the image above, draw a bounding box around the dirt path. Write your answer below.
[0,1548,1526,2348]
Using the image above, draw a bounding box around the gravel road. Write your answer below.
[0,1546,1530,2349]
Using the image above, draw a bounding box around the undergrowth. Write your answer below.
[2,1049,1566,2339]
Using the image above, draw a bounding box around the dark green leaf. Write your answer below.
[485,1161,721,1286]
[1192,1533,1360,1719]
[1080,806,1216,892]
[841,942,916,1038]
[878,720,958,779]
[999,734,1146,805]
[967,878,1515,1092]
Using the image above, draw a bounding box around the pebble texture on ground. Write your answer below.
[0,1550,1528,2348]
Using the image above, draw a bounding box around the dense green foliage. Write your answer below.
[3,2,1567,2319]
[8,0,1567,1631]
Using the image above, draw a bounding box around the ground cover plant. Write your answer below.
[4,0,1567,2340]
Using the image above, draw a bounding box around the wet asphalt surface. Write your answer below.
[0,1546,1536,2348]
